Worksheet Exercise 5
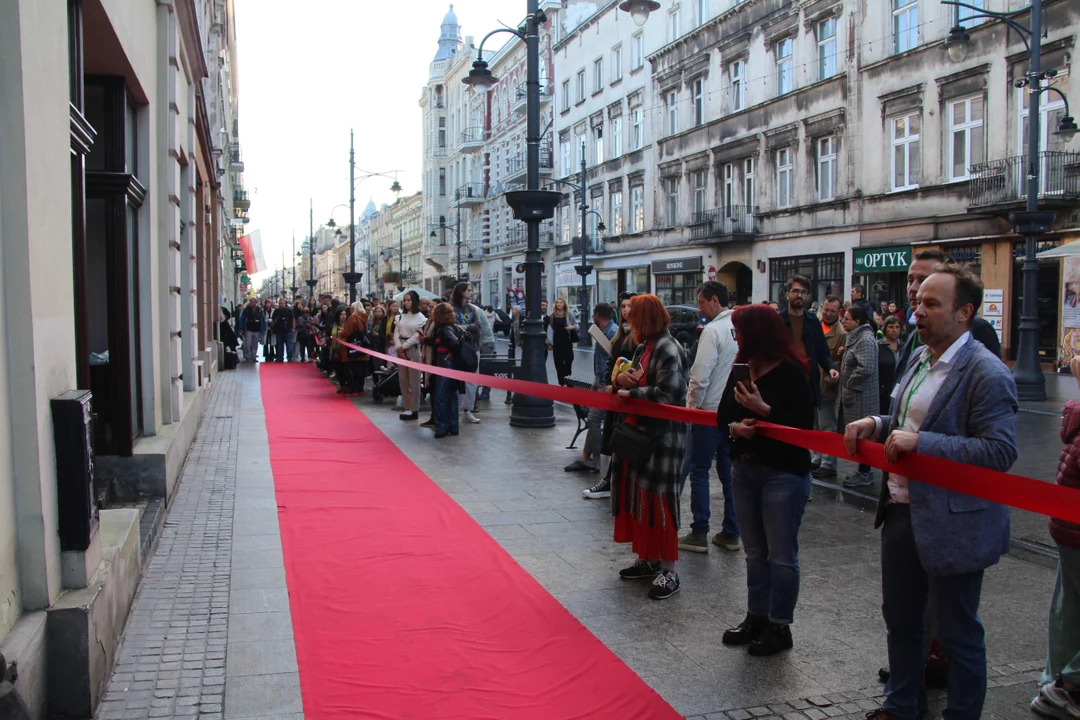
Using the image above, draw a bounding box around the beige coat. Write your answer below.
[820,318,847,402]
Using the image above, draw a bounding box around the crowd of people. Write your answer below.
[225,248,1078,720]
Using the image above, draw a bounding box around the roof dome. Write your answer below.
[362,199,377,220]
[434,4,461,61]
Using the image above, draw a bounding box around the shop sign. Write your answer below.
[650,257,703,274]
[853,246,911,272]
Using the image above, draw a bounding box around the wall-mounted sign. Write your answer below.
[650,257,703,274]
[984,289,1004,303]
[707,265,717,280]
[981,301,1003,317]
[853,246,911,272]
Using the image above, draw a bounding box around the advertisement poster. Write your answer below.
[1064,256,1080,329]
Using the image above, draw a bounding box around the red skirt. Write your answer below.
[612,461,679,562]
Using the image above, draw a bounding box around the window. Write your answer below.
[612,46,623,82]
[561,79,570,111]
[730,60,746,111]
[818,18,837,80]
[593,125,604,165]
[957,0,985,28]
[561,205,571,244]
[776,38,793,95]
[438,117,446,147]
[577,135,586,170]
[610,191,624,234]
[697,0,709,25]
[693,170,707,218]
[611,117,623,157]
[666,178,680,226]
[723,163,734,209]
[891,113,921,190]
[668,7,681,43]
[632,34,644,70]
[631,186,645,232]
[947,96,984,181]
[594,58,604,93]
[743,157,756,207]
[893,0,918,54]
[692,78,704,127]
[576,70,585,102]
[666,90,678,136]
[632,108,644,149]
[817,136,837,201]
[439,168,447,196]
[561,141,570,177]
[776,148,794,208]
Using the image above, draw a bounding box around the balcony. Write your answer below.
[423,240,451,270]
[968,152,1080,213]
[504,148,554,184]
[229,144,244,172]
[689,206,758,243]
[454,182,487,207]
[489,222,555,254]
[512,82,552,115]
[460,127,488,153]
[233,188,251,210]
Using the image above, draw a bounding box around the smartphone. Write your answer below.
[731,363,752,389]
[630,345,647,370]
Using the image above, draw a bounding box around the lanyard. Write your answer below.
[900,353,933,428]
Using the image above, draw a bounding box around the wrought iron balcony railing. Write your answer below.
[968,151,1080,209]
[689,206,759,241]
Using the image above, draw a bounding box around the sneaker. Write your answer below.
[619,559,661,579]
[420,418,435,428]
[1032,675,1080,719]
[711,532,742,551]
[564,458,599,472]
[648,571,680,600]
[582,478,610,499]
[464,411,481,424]
[748,622,793,656]
[843,470,874,488]
[399,412,418,421]
[810,457,822,471]
[722,613,769,646]
[504,394,514,404]
[678,532,709,553]
[812,466,838,479]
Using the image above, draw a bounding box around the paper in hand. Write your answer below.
[589,324,613,355]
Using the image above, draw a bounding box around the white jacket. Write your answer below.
[394,312,427,352]
[686,309,737,412]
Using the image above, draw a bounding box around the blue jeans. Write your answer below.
[276,331,294,362]
[433,357,459,434]
[881,504,986,720]
[732,462,810,625]
[681,424,738,538]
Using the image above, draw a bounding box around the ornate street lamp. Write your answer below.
[618,0,661,27]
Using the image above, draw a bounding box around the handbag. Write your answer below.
[610,419,656,465]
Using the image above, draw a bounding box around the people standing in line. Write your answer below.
[811,295,846,480]
[368,304,388,373]
[584,292,638,500]
[564,303,618,474]
[779,274,839,415]
[845,264,1018,720]
[337,305,369,396]
[1031,355,1080,720]
[472,300,496,403]
[329,307,349,390]
[718,304,815,656]
[272,298,295,362]
[838,304,879,488]
[546,297,579,386]
[450,282,482,425]
[505,305,523,405]
[878,316,903,415]
[419,302,463,439]
[295,307,315,362]
[850,284,876,323]
[679,281,740,554]
[394,291,426,421]
[611,294,689,600]
[262,299,277,362]
[239,298,265,362]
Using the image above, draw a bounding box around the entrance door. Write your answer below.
[1010,244,1060,362]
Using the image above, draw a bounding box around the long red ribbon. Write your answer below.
[339,341,1080,525]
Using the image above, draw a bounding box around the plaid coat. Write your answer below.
[839,323,879,428]
[611,330,690,528]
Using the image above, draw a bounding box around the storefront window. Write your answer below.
[770,253,844,307]
[628,267,650,295]
[655,273,703,305]
[489,279,499,308]
[1010,240,1060,361]
[597,270,619,306]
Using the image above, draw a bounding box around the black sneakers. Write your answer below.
[648,571,680,600]
[582,478,611,499]
[722,613,769,646]
[748,623,793,656]
[618,559,661,579]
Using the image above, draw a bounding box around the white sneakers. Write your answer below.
[464,411,481,424]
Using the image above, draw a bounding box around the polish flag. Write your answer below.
[238,230,266,275]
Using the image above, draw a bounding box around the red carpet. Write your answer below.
[259,363,682,720]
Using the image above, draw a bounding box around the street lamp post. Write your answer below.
[306,198,317,299]
[290,233,298,299]
[943,0,1078,401]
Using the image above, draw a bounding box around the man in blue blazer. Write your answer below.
[845,263,1018,720]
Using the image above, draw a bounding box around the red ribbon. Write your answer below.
[340,341,1080,525]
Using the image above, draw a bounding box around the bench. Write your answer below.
[561,376,594,449]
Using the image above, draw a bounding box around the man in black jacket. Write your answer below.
[779,275,839,409]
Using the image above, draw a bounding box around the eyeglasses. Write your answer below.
[788,288,809,296]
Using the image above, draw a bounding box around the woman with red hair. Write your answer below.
[716,303,815,656]
[610,294,689,600]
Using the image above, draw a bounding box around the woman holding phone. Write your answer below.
[717,304,815,656]
[610,294,689,600]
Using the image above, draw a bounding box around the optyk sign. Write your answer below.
[853,246,911,272]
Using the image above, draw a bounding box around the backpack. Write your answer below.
[451,326,479,372]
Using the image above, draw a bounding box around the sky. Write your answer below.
[234,0,515,279]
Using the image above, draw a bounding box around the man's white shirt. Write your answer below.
[687,310,737,412]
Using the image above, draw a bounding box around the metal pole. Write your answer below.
[511,0,555,428]
[349,129,357,303]
[399,228,404,291]
[577,155,592,347]
[309,198,315,299]
[291,232,296,297]
[1013,0,1047,401]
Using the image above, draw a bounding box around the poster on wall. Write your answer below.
[1064,256,1080,329]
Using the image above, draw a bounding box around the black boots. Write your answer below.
[722,614,793,656]
[722,613,769,646]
